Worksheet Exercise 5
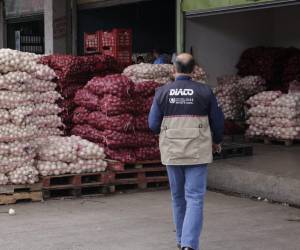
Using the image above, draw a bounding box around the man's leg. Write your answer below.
[167,166,186,247]
[181,165,208,250]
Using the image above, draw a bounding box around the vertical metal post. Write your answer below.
[0,0,6,48]
[176,0,184,53]
[71,0,78,55]
[44,0,72,54]
[44,0,54,54]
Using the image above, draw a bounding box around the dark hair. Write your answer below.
[174,58,195,74]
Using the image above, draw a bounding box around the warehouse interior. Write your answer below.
[78,0,176,55]
[184,3,300,204]
[186,4,300,86]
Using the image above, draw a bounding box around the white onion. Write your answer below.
[0,109,10,125]
[0,174,8,185]
[8,165,39,184]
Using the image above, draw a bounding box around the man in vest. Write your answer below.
[148,53,224,250]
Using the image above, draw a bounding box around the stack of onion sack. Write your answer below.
[214,75,266,120]
[72,74,159,163]
[123,63,207,84]
[246,91,282,137]
[266,94,300,140]
[0,49,61,184]
[40,54,120,134]
[246,92,300,140]
[133,81,161,161]
[36,136,107,176]
[123,63,173,84]
[236,47,287,85]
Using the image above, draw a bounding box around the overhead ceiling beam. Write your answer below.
[185,0,300,18]
[78,0,151,10]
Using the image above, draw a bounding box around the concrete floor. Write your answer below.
[209,143,300,206]
[0,191,300,250]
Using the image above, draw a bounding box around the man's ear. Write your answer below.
[173,66,176,74]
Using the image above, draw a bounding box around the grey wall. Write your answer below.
[186,5,300,86]
[0,1,5,48]
[272,6,300,48]
[44,0,71,54]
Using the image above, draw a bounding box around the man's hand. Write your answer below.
[212,144,222,154]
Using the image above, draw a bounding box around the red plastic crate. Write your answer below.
[100,29,132,48]
[102,47,132,66]
[84,32,101,54]
[99,29,132,66]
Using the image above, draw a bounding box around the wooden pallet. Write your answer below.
[0,182,42,194]
[263,138,297,147]
[107,160,163,172]
[41,172,114,199]
[114,181,169,193]
[0,192,43,205]
[214,143,253,160]
[110,161,169,191]
[246,136,298,147]
[0,183,43,205]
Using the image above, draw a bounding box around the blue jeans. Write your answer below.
[167,165,208,250]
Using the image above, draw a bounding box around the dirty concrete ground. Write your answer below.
[209,144,300,206]
[0,190,299,250]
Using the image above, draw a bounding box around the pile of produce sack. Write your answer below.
[123,63,173,83]
[123,63,206,84]
[246,91,300,140]
[236,46,300,91]
[40,54,120,134]
[72,74,160,163]
[214,75,266,120]
[0,49,62,184]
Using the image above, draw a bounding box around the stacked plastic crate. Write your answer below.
[84,29,132,67]
[100,29,132,67]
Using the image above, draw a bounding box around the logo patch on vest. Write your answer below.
[169,89,194,96]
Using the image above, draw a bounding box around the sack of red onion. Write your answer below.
[99,95,135,115]
[74,89,99,111]
[88,112,135,132]
[86,74,134,98]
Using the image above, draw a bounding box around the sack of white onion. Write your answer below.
[36,136,107,176]
[0,49,62,184]
[246,91,300,140]
[123,63,206,84]
[215,75,266,120]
